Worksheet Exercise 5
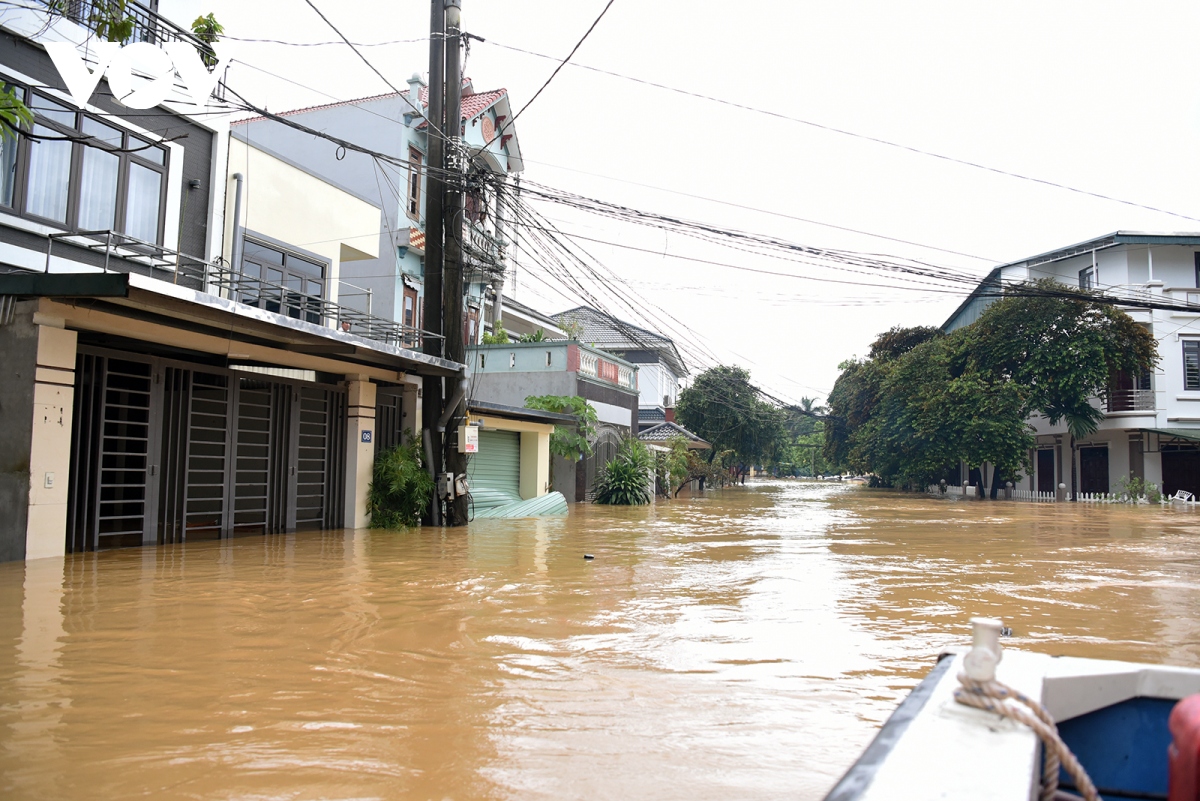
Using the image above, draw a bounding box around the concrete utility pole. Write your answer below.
[442,0,470,525]
[422,0,446,525]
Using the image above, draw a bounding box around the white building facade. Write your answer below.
[944,232,1200,497]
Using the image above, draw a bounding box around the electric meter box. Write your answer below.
[458,424,479,453]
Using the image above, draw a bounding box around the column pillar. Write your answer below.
[343,377,377,529]
[27,320,76,559]
[519,428,551,500]
[0,303,76,562]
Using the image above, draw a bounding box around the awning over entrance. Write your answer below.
[1141,428,1200,444]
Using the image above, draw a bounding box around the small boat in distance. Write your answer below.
[825,619,1200,801]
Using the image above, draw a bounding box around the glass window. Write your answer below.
[78,145,121,230]
[29,93,75,127]
[25,124,71,222]
[0,126,15,207]
[125,162,162,242]
[130,137,164,165]
[289,257,322,277]
[7,94,170,242]
[1079,266,1096,291]
[1186,341,1200,391]
[81,117,123,147]
[243,241,283,265]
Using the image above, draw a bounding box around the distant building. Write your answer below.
[552,306,687,426]
[943,231,1200,497]
[467,339,639,502]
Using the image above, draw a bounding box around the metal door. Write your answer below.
[157,368,232,544]
[230,379,291,536]
[66,353,157,552]
[468,429,521,504]
[294,386,346,530]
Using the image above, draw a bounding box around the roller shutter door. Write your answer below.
[468,429,521,510]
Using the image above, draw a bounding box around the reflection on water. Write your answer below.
[1,483,1199,800]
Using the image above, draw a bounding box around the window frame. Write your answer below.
[407,147,422,220]
[1184,340,1200,391]
[237,232,330,325]
[1079,266,1096,291]
[1,79,170,245]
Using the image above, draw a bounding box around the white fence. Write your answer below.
[1012,489,1056,502]
[928,485,1200,505]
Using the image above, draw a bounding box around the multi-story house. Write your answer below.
[552,306,687,430]
[466,338,640,502]
[230,76,523,344]
[0,2,466,562]
[944,231,1200,498]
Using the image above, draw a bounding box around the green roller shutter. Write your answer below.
[468,429,522,510]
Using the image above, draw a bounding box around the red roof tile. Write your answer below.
[233,81,505,128]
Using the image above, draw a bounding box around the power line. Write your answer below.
[494,0,616,139]
[478,37,1200,225]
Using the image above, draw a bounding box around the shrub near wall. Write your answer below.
[593,438,655,505]
[368,439,434,528]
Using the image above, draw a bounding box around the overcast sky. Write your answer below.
[162,0,1200,403]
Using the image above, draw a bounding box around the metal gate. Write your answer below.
[158,368,232,544]
[67,353,156,552]
[67,348,348,552]
[296,386,346,530]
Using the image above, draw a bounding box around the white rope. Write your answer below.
[954,674,1101,801]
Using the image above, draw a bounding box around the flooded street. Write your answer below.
[3,482,1200,800]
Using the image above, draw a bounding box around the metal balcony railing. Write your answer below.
[37,0,214,54]
[464,223,506,273]
[1107,388,1155,413]
[46,230,440,351]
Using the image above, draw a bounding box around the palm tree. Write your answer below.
[1056,405,1102,500]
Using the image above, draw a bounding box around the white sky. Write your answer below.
[162,0,1200,403]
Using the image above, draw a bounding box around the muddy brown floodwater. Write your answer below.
[3,482,1200,800]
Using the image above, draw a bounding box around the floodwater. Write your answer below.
[2,484,1200,800]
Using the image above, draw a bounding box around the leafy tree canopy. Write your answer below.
[676,365,786,468]
[823,284,1158,488]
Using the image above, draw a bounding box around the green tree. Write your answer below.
[481,323,510,345]
[676,366,787,480]
[970,279,1157,495]
[822,292,1156,494]
[0,86,32,141]
[524,395,597,461]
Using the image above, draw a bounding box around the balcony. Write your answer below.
[578,348,637,391]
[464,223,506,274]
[468,341,638,393]
[46,229,438,350]
[1107,389,1155,413]
[37,0,214,54]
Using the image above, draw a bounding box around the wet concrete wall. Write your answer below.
[0,305,38,561]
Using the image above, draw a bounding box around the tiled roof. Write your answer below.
[233,82,505,129]
[416,88,507,130]
[232,90,409,126]
[553,306,687,376]
[638,421,709,447]
[639,407,666,423]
